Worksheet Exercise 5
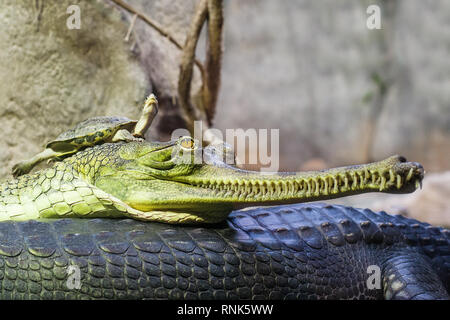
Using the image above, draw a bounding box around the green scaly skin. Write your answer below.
[0,137,424,224]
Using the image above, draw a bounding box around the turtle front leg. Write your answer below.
[133,94,158,138]
[112,129,144,142]
[12,148,60,177]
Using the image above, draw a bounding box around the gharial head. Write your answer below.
[120,136,201,177]
[71,136,425,224]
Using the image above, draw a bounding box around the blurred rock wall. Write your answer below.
[215,0,450,172]
[0,0,150,178]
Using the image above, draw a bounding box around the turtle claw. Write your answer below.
[47,158,59,165]
[127,136,145,142]
[126,135,145,143]
[12,162,30,178]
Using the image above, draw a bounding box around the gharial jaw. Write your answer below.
[169,155,424,208]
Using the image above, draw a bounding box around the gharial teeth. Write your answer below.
[323,178,329,195]
[389,169,395,182]
[396,174,402,189]
[406,168,414,182]
[415,179,422,189]
[380,175,386,191]
[333,177,338,193]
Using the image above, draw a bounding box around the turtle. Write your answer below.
[12,94,159,178]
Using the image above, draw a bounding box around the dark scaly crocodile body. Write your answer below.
[0,139,440,299]
[0,203,448,300]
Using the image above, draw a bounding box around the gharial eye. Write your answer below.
[179,137,195,149]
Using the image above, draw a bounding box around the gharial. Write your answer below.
[2,137,424,224]
[0,96,448,300]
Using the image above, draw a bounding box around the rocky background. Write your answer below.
[0,0,448,226]
[217,0,450,173]
[0,0,151,176]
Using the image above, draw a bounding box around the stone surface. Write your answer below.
[0,0,151,179]
[215,0,450,172]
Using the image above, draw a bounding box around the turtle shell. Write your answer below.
[46,116,137,152]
